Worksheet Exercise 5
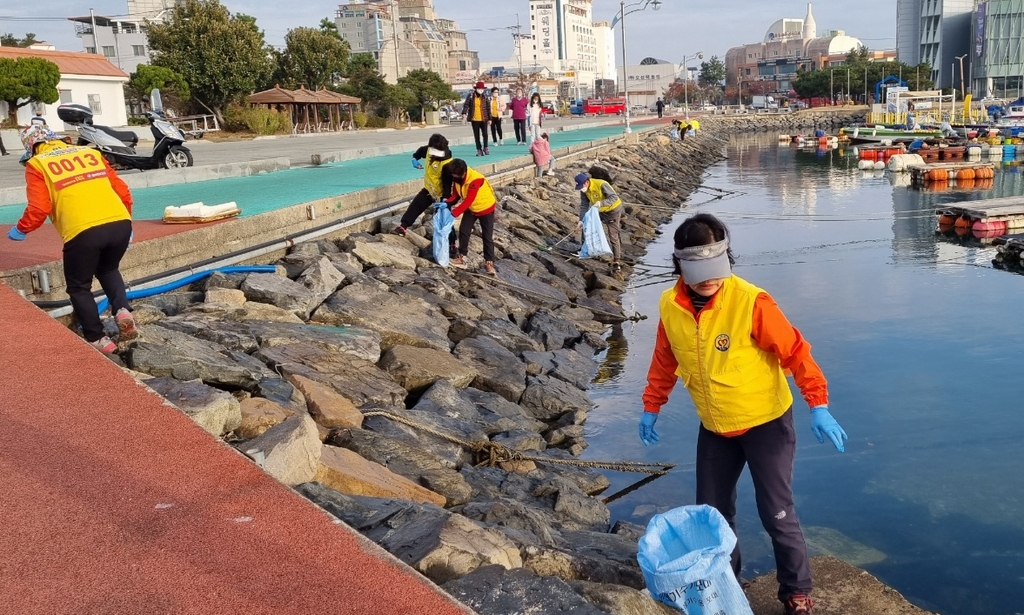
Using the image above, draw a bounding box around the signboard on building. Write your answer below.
[536,3,554,58]
[886,86,909,113]
[976,2,987,59]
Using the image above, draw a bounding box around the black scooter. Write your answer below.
[56,89,192,170]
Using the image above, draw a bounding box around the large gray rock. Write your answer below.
[521,348,598,390]
[395,285,483,321]
[414,381,546,436]
[568,580,678,615]
[351,241,417,270]
[489,265,570,310]
[367,266,418,288]
[379,345,478,393]
[447,318,543,354]
[144,377,241,437]
[246,321,381,363]
[297,256,346,307]
[520,375,592,422]
[240,273,318,320]
[453,337,527,403]
[139,292,204,316]
[534,477,611,531]
[255,343,406,408]
[276,253,323,279]
[361,413,472,471]
[460,497,561,548]
[526,311,582,351]
[128,325,266,390]
[241,413,321,486]
[298,486,520,584]
[442,566,606,615]
[554,531,645,588]
[158,315,258,353]
[534,251,589,295]
[311,283,450,352]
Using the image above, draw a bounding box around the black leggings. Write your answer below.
[490,118,503,142]
[458,211,495,262]
[399,188,435,229]
[513,119,526,143]
[471,121,489,150]
[63,219,132,342]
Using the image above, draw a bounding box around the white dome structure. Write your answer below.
[802,3,817,40]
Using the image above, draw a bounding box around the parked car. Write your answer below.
[788,100,808,110]
[699,104,717,111]
[631,104,648,115]
[541,101,556,115]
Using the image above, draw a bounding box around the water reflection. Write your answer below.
[593,323,629,385]
[586,133,1024,615]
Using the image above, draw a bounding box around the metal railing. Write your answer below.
[169,114,220,138]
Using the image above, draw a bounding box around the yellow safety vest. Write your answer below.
[472,96,484,122]
[27,143,130,243]
[424,156,453,200]
[658,275,793,434]
[455,167,497,214]
[585,178,622,212]
[491,98,501,117]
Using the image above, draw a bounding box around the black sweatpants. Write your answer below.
[399,188,436,229]
[457,210,495,262]
[695,407,812,601]
[490,118,504,143]
[0,133,8,155]
[513,119,526,144]
[63,219,133,342]
[471,121,489,151]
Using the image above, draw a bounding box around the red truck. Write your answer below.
[570,98,627,116]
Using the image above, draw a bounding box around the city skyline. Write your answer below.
[4,0,897,67]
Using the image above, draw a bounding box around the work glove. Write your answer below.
[638,411,660,446]
[412,158,424,169]
[575,220,584,231]
[810,406,848,452]
[7,227,27,241]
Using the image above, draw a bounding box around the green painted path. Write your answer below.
[0,125,635,224]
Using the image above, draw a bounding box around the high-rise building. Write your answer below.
[437,18,480,80]
[971,0,1024,98]
[593,20,616,85]
[66,0,178,75]
[895,0,976,88]
[526,0,614,99]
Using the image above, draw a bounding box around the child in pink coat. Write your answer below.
[529,132,555,177]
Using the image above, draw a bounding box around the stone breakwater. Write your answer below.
[117,129,932,615]
[699,108,868,133]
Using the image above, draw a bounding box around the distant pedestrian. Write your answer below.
[529,132,555,177]
[510,87,529,145]
[490,87,505,146]
[527,93,544,145]
[442,159,497,276]
[7,126,138,354]
[461,80,492,156]
[393,133,453,236]
[0,132,8,156]
[656,97,665,119]
[906,101,916,131]
[575,166,623,273]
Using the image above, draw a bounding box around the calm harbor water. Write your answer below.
[585,133,1024,615]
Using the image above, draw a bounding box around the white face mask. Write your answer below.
[476,89,484,94]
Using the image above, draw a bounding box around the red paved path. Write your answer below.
[0,283,472,615]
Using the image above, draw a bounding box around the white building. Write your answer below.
[593,20,616,85]
[0,46,129,129]
[895,0,976,88]
[528,0,617,99]
[67,15,151,75]
[618,57,679,109]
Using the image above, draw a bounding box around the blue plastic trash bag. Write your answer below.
[579,206,612,259]
[432,204,455,267]
[638,505,754,615]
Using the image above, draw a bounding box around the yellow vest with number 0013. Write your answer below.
[659,275,793,434]
[455,167,497,214]
[585,178,621,212]
[28,144,130,243]
[424,156,452,200]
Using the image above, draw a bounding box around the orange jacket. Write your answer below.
[643,278,828,435]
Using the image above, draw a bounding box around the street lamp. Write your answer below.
[612,0,662,134]
[955,54,967,102]
[680,52,703,118]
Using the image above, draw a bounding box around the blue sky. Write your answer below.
[5,0,897,64]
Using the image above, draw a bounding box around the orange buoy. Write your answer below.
[938,214,957,225]
[954,216,971,228]
[958,178,976,190]
[957,169,975,180]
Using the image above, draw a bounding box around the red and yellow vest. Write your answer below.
[455,167,496,214]
[472,96,484,121]
[424,156,453,200]
[659,275,793,433]
[28,143,131,243]
[585,178,621,212]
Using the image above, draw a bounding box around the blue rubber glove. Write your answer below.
[639,412,660,446]
[412,158,424,169]
[810,406,848,452]
[7,227,27,241]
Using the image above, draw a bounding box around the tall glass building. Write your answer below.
[895,0,977,88]
[971,0,1024,99]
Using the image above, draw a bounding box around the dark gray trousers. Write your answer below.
[695,407,812,601]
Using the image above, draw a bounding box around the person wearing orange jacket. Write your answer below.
[7,126,138,355]
[442,158,497,276]
[639,213,847,615]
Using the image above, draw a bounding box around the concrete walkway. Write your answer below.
[0,280,473,615]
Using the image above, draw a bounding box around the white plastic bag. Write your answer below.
[432,205,455,267]
[638,505,754,615]
[579,206,612,259]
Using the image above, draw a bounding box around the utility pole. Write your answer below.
[512,16,526,79]
[391,0,401,83]
[90,8,98,55]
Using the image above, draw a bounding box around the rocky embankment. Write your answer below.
[116,129,932,615]
[699,107,867,133]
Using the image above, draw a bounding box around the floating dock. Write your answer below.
[911,162,995,186]
[993,234,1024,269]
[936,197,1024,238]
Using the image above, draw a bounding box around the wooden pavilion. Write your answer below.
[248,85,361,133]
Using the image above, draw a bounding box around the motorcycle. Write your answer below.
[56,89,193,170]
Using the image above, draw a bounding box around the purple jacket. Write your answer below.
[510,96,529,121]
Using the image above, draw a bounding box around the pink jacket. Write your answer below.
[530,138,552,166]
[510,96,529,121]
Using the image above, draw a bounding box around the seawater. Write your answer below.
[586,132,1024,615]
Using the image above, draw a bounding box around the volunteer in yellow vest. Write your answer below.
[442,159,497,276]
[460,80,492,156]
[489,86,505,146]
[575,167,624,273]
[7,126,138,355]
[393,133,454,237]
[639,213,847,615]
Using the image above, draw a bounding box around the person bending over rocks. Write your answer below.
[394,133,454,237]
[575,166,624,274]
[442,159,497,276]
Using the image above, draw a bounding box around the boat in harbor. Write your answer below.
[839,125,944,144]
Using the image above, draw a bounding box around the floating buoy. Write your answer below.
[972,220,1007,233]
[860,150,876,162]
[957,169,976,180]
[858,160,874,170]
[779,134,793,143]
[954,216,971,228]
[938,214,957,226]
[873,161,886,170]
